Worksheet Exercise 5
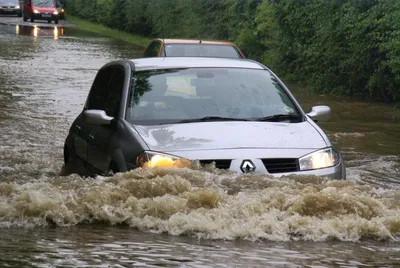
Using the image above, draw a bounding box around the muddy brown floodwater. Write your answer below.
[0,16,399,268]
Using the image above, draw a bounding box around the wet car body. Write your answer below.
[55,0,64,19]
[23,0,59,23]
[144,38,246,58]
[64,57,346,179]
[0,0,22,16]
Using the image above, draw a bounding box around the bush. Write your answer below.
[66,0,400,102]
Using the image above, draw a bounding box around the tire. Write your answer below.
[30,17,34,22]
[47,20,51,23]
[109,162,119,175]
[63,144,70,165]
[55,20,59,24]
[23,17,27,21]
[61,144,75,176]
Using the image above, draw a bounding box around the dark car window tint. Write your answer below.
[144,41,161,57]
[164,44,241,58]
[86,67,115,110]
[103,67,125,117]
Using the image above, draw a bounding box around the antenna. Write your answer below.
[160,16,166,57]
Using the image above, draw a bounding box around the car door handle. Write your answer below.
[88,134,94,139]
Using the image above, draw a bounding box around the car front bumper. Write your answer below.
[227,158,345,179]
[31,13,59,20]
[0,7,21,14]
[164,148,346,180]
[125,149,346,180]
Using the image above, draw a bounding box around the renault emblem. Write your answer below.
[241,160,256,173]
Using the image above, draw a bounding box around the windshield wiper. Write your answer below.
[175,116,253,123]
[256,114,302,122]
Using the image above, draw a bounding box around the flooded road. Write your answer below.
[0,16,399,267]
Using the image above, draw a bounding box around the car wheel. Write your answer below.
[109,161,119,175]
[48,20,52,23]
[61,144,76,176]
[23,17,27,21]
[30,17,34,22]
[55,20,59,24]
[63,143,71,165]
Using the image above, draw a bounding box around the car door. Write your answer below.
[71,113,90,167]
[87,65,126,172]
[69,66,113,168]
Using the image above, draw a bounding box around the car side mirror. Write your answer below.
[307,105,331,122]
[84,110,113,125]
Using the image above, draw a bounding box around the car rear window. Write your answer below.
[164,44,242,58]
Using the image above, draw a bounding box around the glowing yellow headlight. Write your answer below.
[299,147,339,171]
[33,9,39,14]
[136,151,192,169]
[145,155,175,168]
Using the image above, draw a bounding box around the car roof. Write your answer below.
[129,57,265,71]
[154,38,238,46]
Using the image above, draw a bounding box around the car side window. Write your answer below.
[144,41,161,57]
[86,67,115,110]
[103,66,125,118]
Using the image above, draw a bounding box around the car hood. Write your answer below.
[134,121,327,152]
[0,2,18,5]
[34,7,56,11]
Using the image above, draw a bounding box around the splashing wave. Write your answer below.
[0,167,399,242]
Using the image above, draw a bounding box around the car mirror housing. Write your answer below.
[84,110,113,125]
[307,105,331,121]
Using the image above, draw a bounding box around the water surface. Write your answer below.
[0,17,399,267]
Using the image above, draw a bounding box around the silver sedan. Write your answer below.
[63,57,346,179]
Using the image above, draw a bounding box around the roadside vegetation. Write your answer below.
[67,16,150,47]
[66,0,400,103]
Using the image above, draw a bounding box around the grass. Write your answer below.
[67,16,151,47]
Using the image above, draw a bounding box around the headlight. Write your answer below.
[33,9,39,13]
[61,8,64,13]
[16,4,20,8]
[299,147,340,171]
[135,151,191,168]
[53,11,59,15]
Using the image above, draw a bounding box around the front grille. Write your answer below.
[199,159,231,169]
[262,158,298,174]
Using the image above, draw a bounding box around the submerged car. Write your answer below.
[0,0,22,16]
[144,38,246,58]
[63,57,346,179]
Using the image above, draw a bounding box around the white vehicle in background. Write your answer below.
[0,0,22,17]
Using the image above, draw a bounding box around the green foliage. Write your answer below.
[66,0,400,102]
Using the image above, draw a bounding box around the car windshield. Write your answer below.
[33,0,54,7]
[126,68,301,125]
[164,44,242,58]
